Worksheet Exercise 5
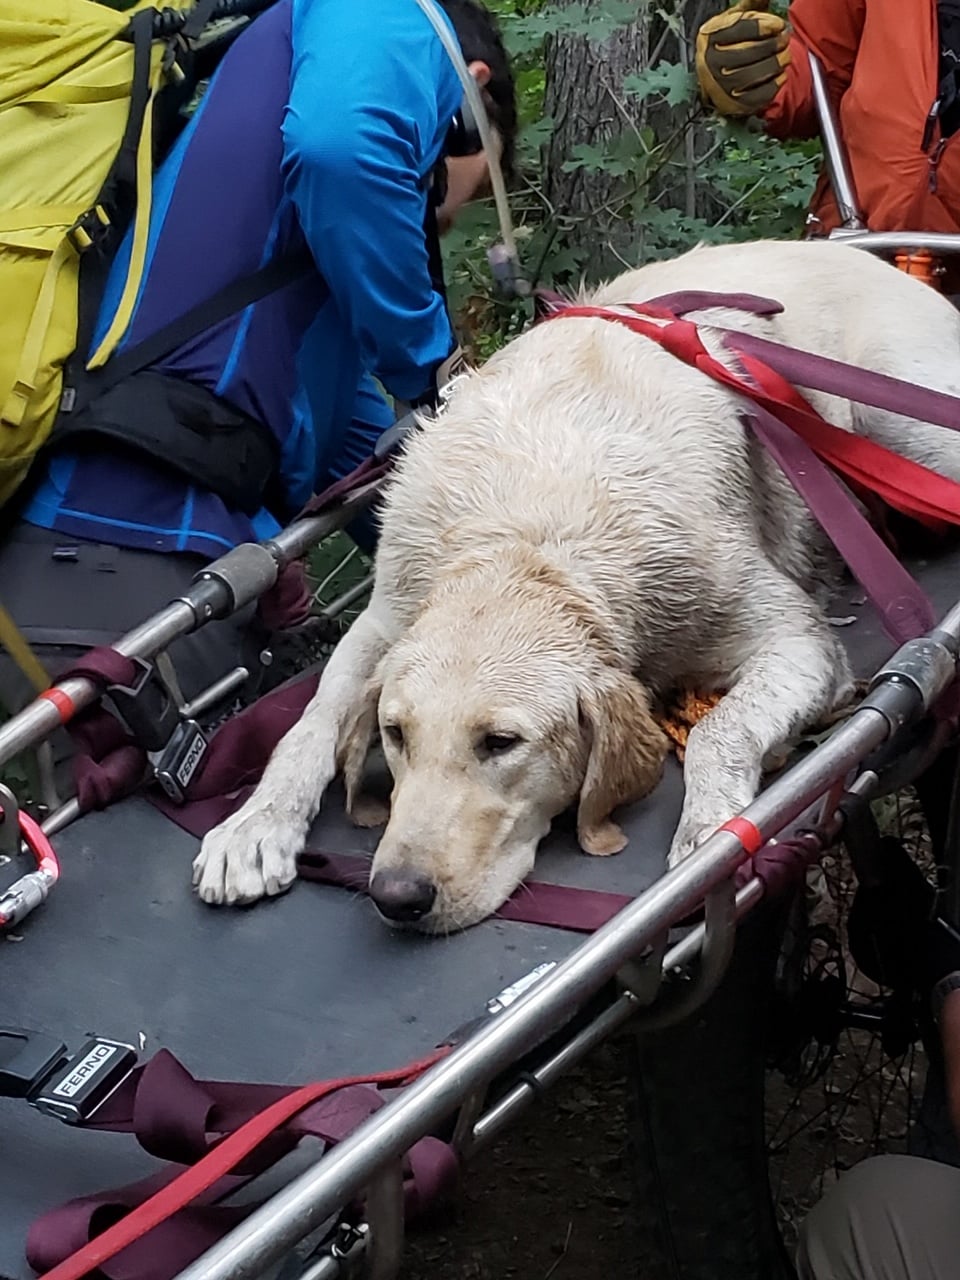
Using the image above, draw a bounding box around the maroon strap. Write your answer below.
[26,1171,250,1280]
[298,850,635,933]
[256,560,314,631]
[744,402,936,641]
[27,1048,458,1280]
[644,290,785,318]
[297,452,393,519]
[635,289,960,441]
[299,831,825,934]
[746,831,823,898]
[53,649,151,814]
[536,289,784,321]
[182,671,320,804]
[727,329,960,435]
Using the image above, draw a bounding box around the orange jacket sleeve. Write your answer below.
[761,0,867,139]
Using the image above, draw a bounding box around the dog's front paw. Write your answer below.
[192,807,306,905]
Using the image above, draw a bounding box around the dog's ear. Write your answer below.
[576,669,668,856]
[336,674,388,828]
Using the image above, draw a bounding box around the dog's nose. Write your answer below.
[369,869,437,922]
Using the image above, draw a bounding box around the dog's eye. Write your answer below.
[481,733,522,756]
[383,724,404,748]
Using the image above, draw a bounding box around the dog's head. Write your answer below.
[337,560,668,932]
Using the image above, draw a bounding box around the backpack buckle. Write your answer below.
[68,205,111,255]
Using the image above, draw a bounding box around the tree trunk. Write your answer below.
[542,0,722,283]
[542,6,649,281]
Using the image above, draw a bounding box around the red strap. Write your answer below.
[551,304,960,528]
[38,1047,450,1280]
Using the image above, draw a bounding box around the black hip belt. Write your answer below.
[50,369,279,516]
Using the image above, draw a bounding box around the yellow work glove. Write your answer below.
[695,0,791,117]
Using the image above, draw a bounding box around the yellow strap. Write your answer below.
[0,603,49,696]
[0,234,77,428]
[15,81,130,108]
[0,204,91,234]
[86,79,157,370]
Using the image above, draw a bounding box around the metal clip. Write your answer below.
[150,719,209,803]
[107,657,182,752]
[30,1037,138,1124]
[330,1223,368,1260]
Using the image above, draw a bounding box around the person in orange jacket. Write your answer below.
[695,0,960,250]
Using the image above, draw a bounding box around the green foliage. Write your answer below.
[623,62,698,109]
[445,0,821,352]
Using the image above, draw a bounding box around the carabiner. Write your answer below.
[0,784,60,929]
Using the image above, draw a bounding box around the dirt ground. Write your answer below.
[398,1028,926,1280]
[402,1040,636,1280]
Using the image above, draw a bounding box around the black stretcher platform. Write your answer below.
[2,552,959,1279]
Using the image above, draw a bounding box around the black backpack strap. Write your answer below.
[64,248,317,417]
[70,7,157,397]
[181,0,223,40]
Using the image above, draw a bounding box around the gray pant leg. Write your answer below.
[797,1154,960,1280]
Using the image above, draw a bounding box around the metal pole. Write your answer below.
[0,489,380,774]
[321,574,376,621]
[808,50,865,230]
[827,229,960,254]
[0,598,199,767]
[174,687,924,1280]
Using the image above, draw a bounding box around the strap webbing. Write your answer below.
[85,9,161,370]
[30,1046,454,1280]
[74,249,315,412]
[181,0,222,41]
[544,296,960,643]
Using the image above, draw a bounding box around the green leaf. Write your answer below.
[623,61,696,107]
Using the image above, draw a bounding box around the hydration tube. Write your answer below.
[411,0,529,297]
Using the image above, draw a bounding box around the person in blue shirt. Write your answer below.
[0,0,517,727]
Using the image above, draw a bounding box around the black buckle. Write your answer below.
[1,1027,139,1124]
[68,205,112,255]
[0,1027,68,1099]
[30,1037,138,1124]
[151,719,208,804]
[107,657,182,753]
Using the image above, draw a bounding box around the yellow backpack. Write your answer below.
[0,0,252,509]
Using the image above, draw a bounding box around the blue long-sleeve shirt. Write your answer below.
[23,0,459,558]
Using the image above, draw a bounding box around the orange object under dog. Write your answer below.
[656,690,724,761]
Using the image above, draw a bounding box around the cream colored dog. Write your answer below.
[193,238,960,931]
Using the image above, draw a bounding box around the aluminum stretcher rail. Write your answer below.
[160,600,960,1280]
[3,466,960,1280]
[809,49,960,257]
[0,481,380,836]
[2,523,958,1280]
[4,158,960,1275]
